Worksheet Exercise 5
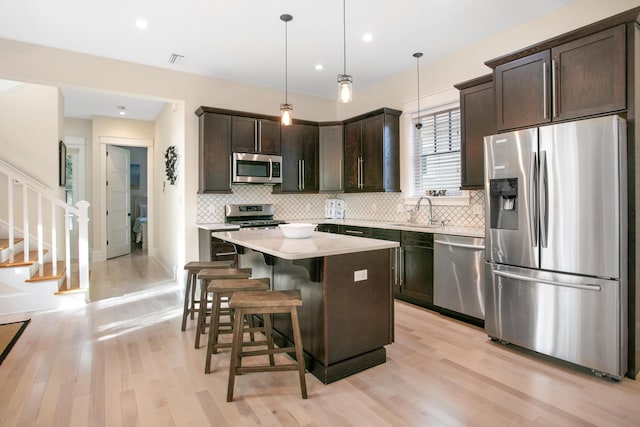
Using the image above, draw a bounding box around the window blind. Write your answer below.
[412,108,461,196]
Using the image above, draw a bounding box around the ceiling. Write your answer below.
[0,0,575,121]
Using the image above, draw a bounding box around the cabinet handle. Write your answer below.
[301,159,305,190]
[298,160,302,190]
[552,58,558,118]
[257,120,262,152]
[339,159,343,190]
[344,229,364,235]
[254,120,258,152]
[542,62,548,119]
[399,247,404,288]
[228,155,232,187]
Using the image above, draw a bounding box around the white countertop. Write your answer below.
[197,220,484,238]
[197,223,240,231]
[302,219,485,238]
[210,228,399,260]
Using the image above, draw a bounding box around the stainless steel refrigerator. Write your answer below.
[484,114,628,379]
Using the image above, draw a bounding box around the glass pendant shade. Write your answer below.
[280,14,293,126]
[281,103,293,126]
[338,74,353,103]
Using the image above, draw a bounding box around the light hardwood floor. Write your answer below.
[1,249,639,426]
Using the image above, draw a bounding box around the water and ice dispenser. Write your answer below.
[489,178,518,230]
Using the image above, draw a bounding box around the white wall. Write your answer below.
[0,83,61,187]
[154,102,185,277]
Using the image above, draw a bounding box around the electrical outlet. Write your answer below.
[371,203,378,212]
[396,204,404,213]
[305,203,311,212]
[354,269,368,282]
[209,204,215,214]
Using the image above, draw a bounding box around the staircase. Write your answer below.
[0,160,90,320]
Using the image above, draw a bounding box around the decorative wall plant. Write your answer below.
[164,145,178,185]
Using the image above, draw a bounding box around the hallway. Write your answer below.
[89,244,174,302]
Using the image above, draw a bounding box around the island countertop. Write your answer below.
[210,228,399,260]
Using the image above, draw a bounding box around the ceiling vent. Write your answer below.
[168,53,185,65]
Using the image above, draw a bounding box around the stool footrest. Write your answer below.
[236,365,300,374]
[241,346,295,358]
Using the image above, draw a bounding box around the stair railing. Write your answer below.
[0,159,90,291]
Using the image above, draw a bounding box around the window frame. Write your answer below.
[401,92,469,207]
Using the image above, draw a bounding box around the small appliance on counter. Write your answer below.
[325,199,345,219]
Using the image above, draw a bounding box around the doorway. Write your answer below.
[99,136,153,262]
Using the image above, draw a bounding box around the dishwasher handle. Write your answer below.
[434,240,485,251]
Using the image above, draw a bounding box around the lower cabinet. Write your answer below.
[319,224,435,309]
[317,223,340,234]
[398,231,434,308]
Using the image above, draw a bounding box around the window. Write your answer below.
[411,107,461,197]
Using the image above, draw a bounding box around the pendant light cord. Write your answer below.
[343,0,347,75]
[416,55,420,119]
[285,19,288,104]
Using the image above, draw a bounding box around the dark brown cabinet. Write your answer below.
[494,24,626,131]
[455,74,496,189]
[343,108,401,193]
[231,116,281,155]
[396,231,434,308]
[278,123,319,193]
[196,111,232,193]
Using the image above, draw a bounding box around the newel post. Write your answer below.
[76,200,91,298]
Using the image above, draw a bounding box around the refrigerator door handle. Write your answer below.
[540,150,549,248]
[493,270,601,292]
[529,152,538,247]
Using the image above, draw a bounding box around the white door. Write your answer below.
[107,145,131,259]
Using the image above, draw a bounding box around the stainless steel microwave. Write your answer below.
[232,152,282,184]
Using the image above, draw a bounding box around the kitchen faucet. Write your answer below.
[410,196,434,224]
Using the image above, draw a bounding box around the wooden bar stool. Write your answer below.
[226,289,307,402]
[182,260,235,331]
[204,277,271,374]
[195,268,252,349]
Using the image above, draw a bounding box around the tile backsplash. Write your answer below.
[197,186,485,229]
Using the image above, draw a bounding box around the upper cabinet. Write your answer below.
[455,74,496,189]
[196,110,232,193]
[319,124,344,192]
[277,123,319,193]
[492,24,626,131]
[231,116,281,155]
[343,108,401,193]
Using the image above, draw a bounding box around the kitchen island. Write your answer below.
[210,228,399,384]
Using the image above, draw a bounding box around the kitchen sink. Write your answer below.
[389,222,443,229]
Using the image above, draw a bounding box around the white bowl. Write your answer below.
[278,223,317,239]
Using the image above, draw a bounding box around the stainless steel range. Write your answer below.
[224,204,286,229]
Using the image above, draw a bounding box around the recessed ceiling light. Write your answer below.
[315,64,324,71]
[136,19,148,29]
[363,33,373,42]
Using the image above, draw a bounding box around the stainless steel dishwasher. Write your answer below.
[433,234,485,320]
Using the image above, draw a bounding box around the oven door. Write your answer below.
[232,152,282,184]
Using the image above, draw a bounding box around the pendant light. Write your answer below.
[413,52,423,129]
[280,14,293,126]
[337,0,353,103]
